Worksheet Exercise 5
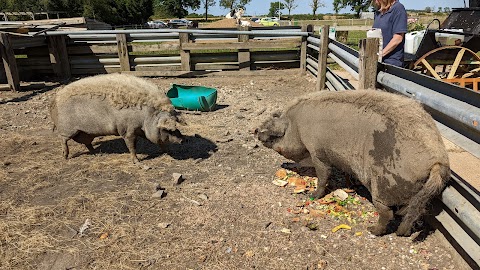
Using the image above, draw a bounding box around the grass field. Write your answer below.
[345,30,367,50]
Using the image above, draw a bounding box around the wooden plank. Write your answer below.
[134,65,182,71]
[19,64,53,69]
[316,25,329,91]
[194,63,239,71]
[17,47,50,56]
[421,59,442,80]
[444,78,480,92]
[47,35,71,80]
[181,41,301,51]
[68,45,118,55]
[358,38,379,90]
[19,17,86,26]
[0,33,20,92]
[447,48,466,79]
[0,58,6,83]
[253,62,299,70]
[11,35,46,49]
[179,32,191,71]
[300,25,313,74]
[191,54,237,63]
[116,33,131,71]
[238,26,251,71]
[251,52,298,61]
[130,43,180,52]
[17,58,51,65]
[121,69,301,78]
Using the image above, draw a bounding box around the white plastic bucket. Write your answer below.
[405,30,425,55]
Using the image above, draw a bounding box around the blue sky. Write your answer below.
[193,0,468,16]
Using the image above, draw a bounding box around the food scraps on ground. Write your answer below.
[331,224,352,233]
[272,168,377,229]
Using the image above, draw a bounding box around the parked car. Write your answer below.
[259,17,279,26]
[146,20,168,29]
[250,17,260,23]
[265,17,279,22]
[168,19,193,28]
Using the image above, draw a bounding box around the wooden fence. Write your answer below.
[0,26,311,91]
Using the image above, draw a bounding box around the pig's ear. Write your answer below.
[157,117,177,131]
[271,117,288,137]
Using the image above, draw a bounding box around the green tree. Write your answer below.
[269,1,284,17]
[156,0,200,18]
[332,0,370,18]
[0,0,153,25]
[310,0,324,17]
[219,0,251,10]
[333,0,341,14]
[283,0,297,16]
[201,0,216,20]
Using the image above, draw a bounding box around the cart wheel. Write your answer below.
[413,46,480,81]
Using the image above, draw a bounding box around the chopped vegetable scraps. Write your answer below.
[271,168,377,227]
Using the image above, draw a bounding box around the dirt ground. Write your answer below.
[0,70,469,269]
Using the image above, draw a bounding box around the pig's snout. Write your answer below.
[169,129,183,143]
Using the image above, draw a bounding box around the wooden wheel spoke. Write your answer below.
[447,48,466,79]
[420,59,442,80]
[413,46,480,90]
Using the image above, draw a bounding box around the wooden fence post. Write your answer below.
[116,33,131,72]
[0,33,20,92]
[0,58,6,84]
[316,25,329,91]
[238,25,251,70]
[358,38,379,90]
[179,32,191,71]
[300,24,313,74]
[47,35,71,80]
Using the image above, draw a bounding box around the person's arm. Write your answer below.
[382,33,405,57]
[382,3,407,58]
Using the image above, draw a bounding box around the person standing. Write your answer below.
[373,0,408,67]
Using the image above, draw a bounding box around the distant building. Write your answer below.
[360,12,374,19]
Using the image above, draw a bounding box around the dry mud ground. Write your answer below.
[0,70,468,269]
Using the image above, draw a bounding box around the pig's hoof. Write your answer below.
[395,224,412,237]
[310,188,325,199]
[368,225,387,236]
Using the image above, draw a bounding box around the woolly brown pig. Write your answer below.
[256,90,450,236]
[50,73,182,164]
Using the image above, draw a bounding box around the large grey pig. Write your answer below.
[256,90,450,236]
[50,73,182,163]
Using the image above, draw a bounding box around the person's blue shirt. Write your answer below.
[373,1,408,67]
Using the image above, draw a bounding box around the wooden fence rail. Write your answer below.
[0,26,309,91]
